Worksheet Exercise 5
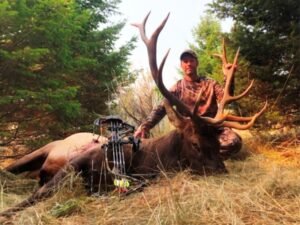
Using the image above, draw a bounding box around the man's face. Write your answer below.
[180,56,198,76]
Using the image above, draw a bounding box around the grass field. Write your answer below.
[0,130,299,225]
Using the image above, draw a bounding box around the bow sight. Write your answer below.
[93,115,139,193]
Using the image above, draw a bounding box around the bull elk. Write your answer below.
[0,12,267,217]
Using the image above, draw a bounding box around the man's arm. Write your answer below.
[213,80,224,102]
[134,81,181,138]
[134,101,166,138]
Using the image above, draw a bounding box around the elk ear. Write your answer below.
[163,99,189,130]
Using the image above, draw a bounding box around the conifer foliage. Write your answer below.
[209,0,300,123]
[0,0,134,142]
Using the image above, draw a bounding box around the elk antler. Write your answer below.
[132,12,193,117]
[213,39,228,69]
[211,41,268,129]
[213,39,235,95]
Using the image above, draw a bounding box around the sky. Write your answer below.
[113,0,233,87]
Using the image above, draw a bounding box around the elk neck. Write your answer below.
[129,130,183,174]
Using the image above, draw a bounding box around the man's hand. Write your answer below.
[134,125,147,138]
[222,63,237,78]
[212,39,238,79]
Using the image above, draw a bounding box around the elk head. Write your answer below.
[132,12,267,171]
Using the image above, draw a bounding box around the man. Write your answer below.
[134,49,242,159]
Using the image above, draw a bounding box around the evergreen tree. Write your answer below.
[209,0,300,124]
[0,0,134,143]
[190,13,224,82]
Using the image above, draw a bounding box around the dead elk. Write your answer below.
[0,12,267,217]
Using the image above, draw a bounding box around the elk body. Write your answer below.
[0,12,267,217]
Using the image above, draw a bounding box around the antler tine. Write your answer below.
[220,47,254,104]
[131,11,151,44]
[192,84,226,126]
[158,49,193,116]
[212,38,228,65]
[132,12,170,84]
[216,47,240,115]
[148,13,170,83]
[192,83,214,116]
[191,84,227,126]
[224,47,239,98]
[225,101,268,123]
[133,12,193,117]
[229,79,254,102]
[222,101,268,130]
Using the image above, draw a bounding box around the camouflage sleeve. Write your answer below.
[213,80,224,102]
[140,101,166,130]
[140,81,181,130]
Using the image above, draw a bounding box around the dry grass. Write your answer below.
[0,132,300,225]
[108,71,174,138]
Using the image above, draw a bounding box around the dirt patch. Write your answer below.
[0,145,30,169]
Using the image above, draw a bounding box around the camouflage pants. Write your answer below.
[218,127,242,160]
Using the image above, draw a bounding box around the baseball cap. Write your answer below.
[180,49,197,60]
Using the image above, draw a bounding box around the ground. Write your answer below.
[0,128,299,225]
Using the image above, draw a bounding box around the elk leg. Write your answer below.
[0,167,70,218]
[0,155,86,217]
[5,142,57,174]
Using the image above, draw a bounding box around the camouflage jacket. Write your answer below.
[141,76,224,130]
